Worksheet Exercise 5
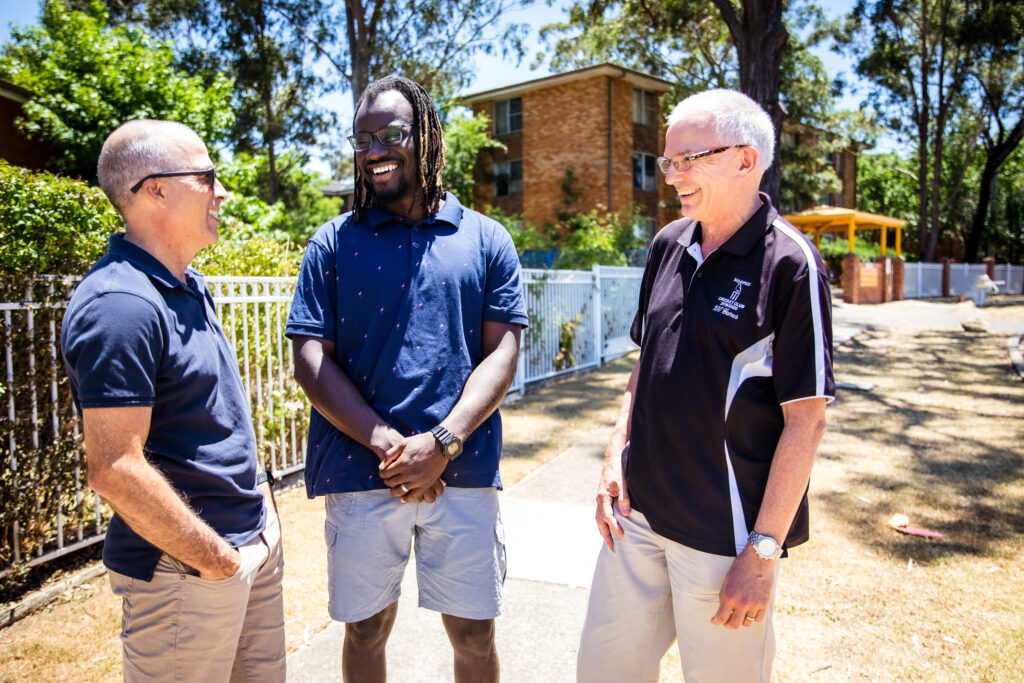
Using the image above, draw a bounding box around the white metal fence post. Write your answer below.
[592,265,603,365]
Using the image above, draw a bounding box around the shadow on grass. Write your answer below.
[819,328,1024,562]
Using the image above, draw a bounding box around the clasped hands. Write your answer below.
[374,429,447,503]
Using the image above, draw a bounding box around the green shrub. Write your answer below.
[0,160,121,296]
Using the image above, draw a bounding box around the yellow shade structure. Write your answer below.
[783,205,906,256]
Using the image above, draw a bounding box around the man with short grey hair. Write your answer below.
[62,119,286,682]
[577,89,834,682]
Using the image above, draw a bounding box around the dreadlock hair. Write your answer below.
[352,76,447,222]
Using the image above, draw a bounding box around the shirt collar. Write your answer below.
[675,192,777,257]
[107,233,189,290]
[366,191,464,230]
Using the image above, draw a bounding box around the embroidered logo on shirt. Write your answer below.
[713,278,751,320]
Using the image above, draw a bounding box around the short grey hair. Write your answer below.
[97,119,198,214]
[666,89,775,171]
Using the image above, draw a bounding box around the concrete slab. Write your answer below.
[286,565,590,683]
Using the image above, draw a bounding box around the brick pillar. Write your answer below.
[891,258,905,301]
[880,258,892,303]
[941,258,951,297]
[983,257,995,279]
[842,253,861,304]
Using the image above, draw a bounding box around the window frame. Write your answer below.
[494,97,523,136]
[494,159,523,197]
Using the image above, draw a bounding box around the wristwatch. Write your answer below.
[430,425,463,461]
[748,531,783,560]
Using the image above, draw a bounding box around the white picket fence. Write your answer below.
[0,267,641,571]
[902,263,1024,298]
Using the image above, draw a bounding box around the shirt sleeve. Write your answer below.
[62,292,163,409]
[630,235,663,346]
[483,227,529,327]
[285,239,337,341]
[772,255,835,405]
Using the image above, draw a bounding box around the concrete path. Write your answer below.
[286,296,1024,682]
[286,429,609,683]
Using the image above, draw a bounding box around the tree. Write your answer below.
[0,0,234,181]
[960,0,1024,261]
[81,0,335,203]
[323,1,533,108]
[840,0,978,262]
[441,111,506,207]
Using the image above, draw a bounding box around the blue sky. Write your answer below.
[1,0,878,163]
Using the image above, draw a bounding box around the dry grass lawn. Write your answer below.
[2,301,1023,681]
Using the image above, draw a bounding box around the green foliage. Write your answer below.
[442,111,506,207]
[817,234,882,261]
[0,160,120,295]
[485,207,554,253]
[218,151,341,242]
[856,152,919,231]
[556,209,644,270]
[0,0,234,181]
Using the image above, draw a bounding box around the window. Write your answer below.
[633,152,657,192]
[494,97,522,135]
[632,88,657,126]
[494,160,523,197]
[634,217,657,242]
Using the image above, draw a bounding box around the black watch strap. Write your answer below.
[256,469,275,487]
[430,425,463,460]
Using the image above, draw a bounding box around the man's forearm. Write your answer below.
[605,360,640,461]
[293,337,401,456]
[91,455,238,578]
[440,331,520,442]
[751,398,827,541]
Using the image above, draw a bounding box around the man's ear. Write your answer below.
[735,145,760,177]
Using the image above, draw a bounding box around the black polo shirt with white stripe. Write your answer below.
[627,195,834,558]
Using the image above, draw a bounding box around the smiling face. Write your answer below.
[663,114,746,229]
[163,129,228,251]
[353,89,419,217]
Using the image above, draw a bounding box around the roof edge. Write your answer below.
[461,63,673,104]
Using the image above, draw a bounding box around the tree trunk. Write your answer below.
[711,0,787,204]
[345,0,368,109]
[964,117,1024,261]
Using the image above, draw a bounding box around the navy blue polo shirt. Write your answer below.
[61,234,265,581]
[285,192,528,496]
[627,196,834,558]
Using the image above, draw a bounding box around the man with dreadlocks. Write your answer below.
[286,76,527,682]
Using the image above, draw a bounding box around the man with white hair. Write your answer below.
[577,89,834,682]
[61,119,285,682]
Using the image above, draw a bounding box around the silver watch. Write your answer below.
[748,531,782,560]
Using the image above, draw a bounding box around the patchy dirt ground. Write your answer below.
[2,300,1023,682]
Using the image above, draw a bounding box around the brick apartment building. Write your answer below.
[461,63,678,240]
[462,64,860,242]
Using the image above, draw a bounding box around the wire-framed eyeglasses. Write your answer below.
[656,145,747,174]
[130,168,217,194]
[347,125,413,152]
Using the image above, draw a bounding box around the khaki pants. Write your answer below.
[107,505,286,683]
[577,507,778,683]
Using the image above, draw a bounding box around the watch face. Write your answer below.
[445,442,459,457]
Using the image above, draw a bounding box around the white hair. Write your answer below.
[97,119,198,214]
[666,89,775,171]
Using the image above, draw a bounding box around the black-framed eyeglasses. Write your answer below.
[130,168,217,194]
[347,125,413,152]
[656,145,747,174]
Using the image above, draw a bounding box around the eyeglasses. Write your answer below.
[347,125,413,152]
[130,168,217,193]
[656,145,747,174]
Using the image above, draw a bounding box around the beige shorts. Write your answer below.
[107,503,285,683]
[577,505,779,683]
